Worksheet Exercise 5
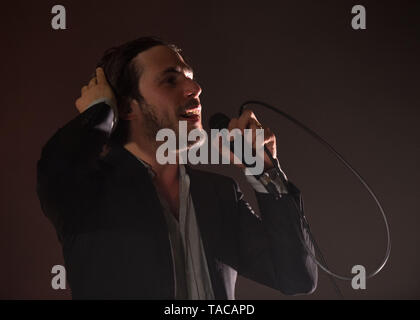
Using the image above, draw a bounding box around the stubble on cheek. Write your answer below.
[140,102,178,143]
[139,103,163,141]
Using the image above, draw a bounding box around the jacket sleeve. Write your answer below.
[36,103,115,241]
[233,180,318,295]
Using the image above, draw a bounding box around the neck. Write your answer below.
[123,139,179,185]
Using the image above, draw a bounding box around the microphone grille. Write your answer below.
[209,113,230,130]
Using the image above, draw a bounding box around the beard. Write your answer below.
[138,101,203,150]
[139,101,176,142]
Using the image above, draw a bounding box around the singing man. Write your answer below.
[36,37,318,299]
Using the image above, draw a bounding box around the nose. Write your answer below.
[184,78,202,98]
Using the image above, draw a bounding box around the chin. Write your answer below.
[185,125,207,151]
[188,123,203,131]
[187,135,206,150]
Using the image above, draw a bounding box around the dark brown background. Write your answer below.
[1,0,419,299]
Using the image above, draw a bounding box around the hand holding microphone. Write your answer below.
[209,109,278,171]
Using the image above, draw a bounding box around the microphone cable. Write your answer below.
[239,100,392,298]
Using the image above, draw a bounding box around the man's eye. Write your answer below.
[166,76,177,85]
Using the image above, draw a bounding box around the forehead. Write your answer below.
[133,45,193,79]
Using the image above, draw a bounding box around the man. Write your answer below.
[37,37,318,299]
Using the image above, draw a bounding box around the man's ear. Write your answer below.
[120,99,139,120]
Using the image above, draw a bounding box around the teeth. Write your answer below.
[182,109,200,116]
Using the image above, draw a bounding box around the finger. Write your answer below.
[237,109,257,134]
[227,118,238,131]
[75,98,82,111]
[96,67,107,84]
[247,121,260,148]
[227,118,240,141]
[81,85,88,94]
[216,134,244,167]
[88,77,97,88]
[264,127,277,159]
[264,127,275,145]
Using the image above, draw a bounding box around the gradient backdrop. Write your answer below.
[1,0,419,299]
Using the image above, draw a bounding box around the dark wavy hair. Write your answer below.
[96,36,180,146]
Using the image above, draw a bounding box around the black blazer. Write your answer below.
[36,103,318,299]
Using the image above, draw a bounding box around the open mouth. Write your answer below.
[180,106,201,122]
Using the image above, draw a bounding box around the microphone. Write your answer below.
[208,113,231,131]
[209,112,288,198]
[209,113,261,173]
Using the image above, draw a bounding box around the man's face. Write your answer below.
[132,45,202,146]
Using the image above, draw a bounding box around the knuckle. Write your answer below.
[244,109,255,118]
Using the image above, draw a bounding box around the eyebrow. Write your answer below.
[158,65,194,80]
